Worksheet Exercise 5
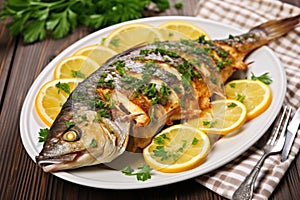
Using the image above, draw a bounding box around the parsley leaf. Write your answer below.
[153,0,170,11]
[38,128,49,142]
[55,82,71,94]
[174,1,183,9]
[65,121,75,128]
[251,72,273,85]
[24,20,47,43]
[121,165,152,181]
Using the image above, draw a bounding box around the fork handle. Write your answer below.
[232,153,269,200]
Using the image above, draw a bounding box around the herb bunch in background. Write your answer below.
[0,0,170,43]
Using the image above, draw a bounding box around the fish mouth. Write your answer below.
[36,152,81,172]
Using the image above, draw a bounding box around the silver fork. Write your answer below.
[232,105,292,200]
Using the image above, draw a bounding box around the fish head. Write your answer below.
[36,110,130,172]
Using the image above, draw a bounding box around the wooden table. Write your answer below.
[1,0,300,199]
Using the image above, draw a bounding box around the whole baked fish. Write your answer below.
[36,15,300,172]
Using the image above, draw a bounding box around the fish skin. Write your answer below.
[36,15,300,172]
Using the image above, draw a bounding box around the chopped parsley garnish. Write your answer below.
[94,100,109,109]
[229,83,236,88]
[198,35,212,45]
[38,128,49,142]
[217,49,229,58]
[133,56,145,61]
[216,58,232,71]
[237,94,245,103]
[71,70,85,79]
[97,109,110,118]
[121,75,143,90]
[141,83,159,104]
[153,139,190,162]
[121,165,152,181]
[192,137,199,145]
[160,84,171,105]
[140,48,180,58]
[87,96,110,119]
[55,82,71,94]
[202,120,216,128]
[251,72,272,85]
[98,73,115,89]
[153,146,172,161]
[228,102,237,108]
[65,121,75,128]
[110,39,119,47]
[154,133,170,145]
[114,60,126,76]
[104,91,111,101]
[90,138,97,148]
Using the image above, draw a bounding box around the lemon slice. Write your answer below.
[104,23,164,52]
[143,124,210,173]
[187,100,247,135]
[54,55,99,79]
[157,28,189,41]
[158,20,210,40]
[35,79,81,126]
[73,44,117,66]
[224,79,272,120]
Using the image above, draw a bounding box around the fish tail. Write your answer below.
[214,14,299,71]
[249,14,300,41]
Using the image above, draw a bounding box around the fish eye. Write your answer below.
[62,126,81,142]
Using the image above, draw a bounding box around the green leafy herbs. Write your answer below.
[202,120,216,128]
[97,73,115,89]
[153,140,190,161]
[227,102,237,108]
[229,82,236,88]
[121,165,152,181]
[251,72,272,85]
[55,82,71,94]
[153,133,170,145]
[90,138,97,148]
[237,94,245,103]
[65,121,75,128]
[174,1,183,9]
[0,0,170,43]
[71,70,85,79]
[192,137,199,145]
[38,128,49,142]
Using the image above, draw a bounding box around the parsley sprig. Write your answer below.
[0,0,170,43]
[121,165,152,181]
[251,72,272,85]
[38,128,49,142]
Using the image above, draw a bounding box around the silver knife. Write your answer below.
[281,107,300,162]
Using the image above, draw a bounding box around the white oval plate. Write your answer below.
[20,16,286,189]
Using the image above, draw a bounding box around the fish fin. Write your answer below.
[249,14,300,41]
[129,105,180,152]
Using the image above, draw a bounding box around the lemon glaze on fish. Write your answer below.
[36,15,300,172]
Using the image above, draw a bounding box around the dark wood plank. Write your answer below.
[0,17,17,113]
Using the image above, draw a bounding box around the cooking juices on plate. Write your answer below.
[33,16,297,174]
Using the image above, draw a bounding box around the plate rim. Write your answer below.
[19,15,287,189]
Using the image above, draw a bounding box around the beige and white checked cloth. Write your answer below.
[194,0,300,199]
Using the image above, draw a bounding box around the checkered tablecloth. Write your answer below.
[194,0,300,199]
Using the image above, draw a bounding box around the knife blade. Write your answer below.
[281,107,300,162]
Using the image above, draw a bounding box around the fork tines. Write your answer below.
[268,105,292,145]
